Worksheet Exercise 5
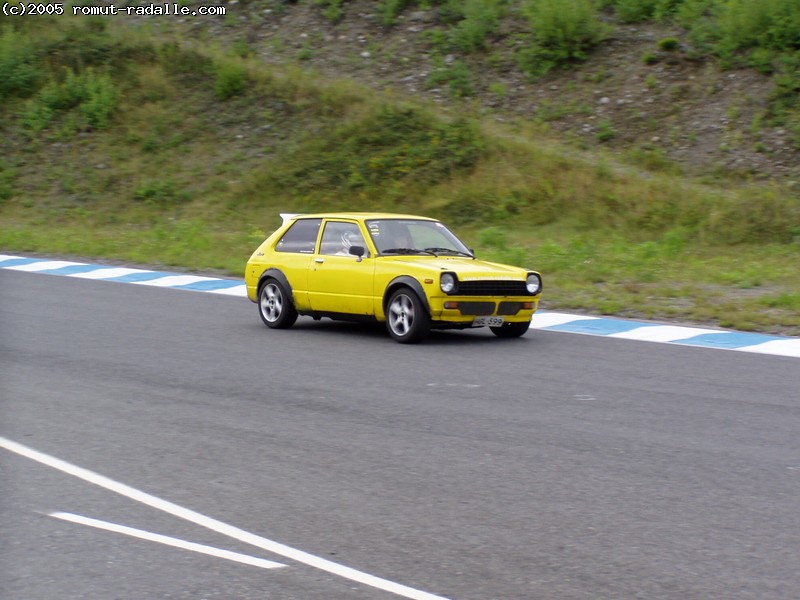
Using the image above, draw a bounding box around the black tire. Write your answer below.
[258,279,298,329]
[385,288,430,343]
[490,320,531,338]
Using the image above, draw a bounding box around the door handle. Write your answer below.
[314,258,324,263]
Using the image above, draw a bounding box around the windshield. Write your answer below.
[366,219,473,257]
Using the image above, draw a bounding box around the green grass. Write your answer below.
[1,13,799,336]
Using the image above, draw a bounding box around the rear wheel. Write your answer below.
[490,320,531,338]
[386,288,430,343]
[258,279,298,329]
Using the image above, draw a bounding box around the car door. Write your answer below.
[307,220,375,315]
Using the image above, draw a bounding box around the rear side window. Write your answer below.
[275,218,322,253]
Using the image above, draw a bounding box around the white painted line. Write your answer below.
[0,437,451,600]
[608,325,720,342]
[130,275,217,287]
[209,285,248,297]
[4,260,86,271]
[49,512,286,569]
[734,340,800,358]
[531,311,598,328]
[70,267,148,279]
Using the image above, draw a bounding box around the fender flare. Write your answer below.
[258,268,293,298]
[384,276,430,315]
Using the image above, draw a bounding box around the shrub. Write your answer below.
[596,120,616,142]
[378,0,417,25]
[78,69,118,128]
[214,61,248,100]
[427,60,475,98]
[642,50,659,64]
[313,0,346,23]
[449,0,503,53]
[518,0,610,78]
[658,37,680,51]
[716,0,800,55]
[22,67,118,130]
[21,101,55,132]
[612,0,660,22]
[0,26,42,101]
[766,51,800,119]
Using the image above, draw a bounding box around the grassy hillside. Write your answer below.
[1,1,799,335]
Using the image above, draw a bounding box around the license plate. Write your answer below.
[473,316,504,327]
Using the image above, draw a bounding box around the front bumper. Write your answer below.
[428,294,540,325]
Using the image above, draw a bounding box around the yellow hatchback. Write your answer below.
[245,213,543,343]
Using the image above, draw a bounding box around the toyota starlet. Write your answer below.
[245,213,543,343]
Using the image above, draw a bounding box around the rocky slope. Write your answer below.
[160,0,798,183]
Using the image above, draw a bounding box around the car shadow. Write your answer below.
[290,317,530,346]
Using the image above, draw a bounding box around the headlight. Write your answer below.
[526,273,542,294]
[440,272,457,293]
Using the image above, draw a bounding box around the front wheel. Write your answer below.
[258,279,298,329]
[490,320,531,338]
[386,288,430,343]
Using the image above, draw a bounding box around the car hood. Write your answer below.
[388,256,530,279]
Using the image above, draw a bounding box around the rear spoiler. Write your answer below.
[280,213,301,224]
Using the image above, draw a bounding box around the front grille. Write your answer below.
[456,280,531,296]
[456,302,496,315]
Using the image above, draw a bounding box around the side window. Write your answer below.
[320,222,369,257]
[275,218,322,254]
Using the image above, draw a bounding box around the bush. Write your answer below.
[22,67,118,130]
[612,0,660,22]
[678,0,800,65]
[608,0,683,22]
[716,0,800,55]
[0,26,42,101]
[378,0,417,25]
[518,0,610,78]
[658,37,680,51]
[214,61,248,100]
[78,69,118,128]
[312,0,347,23]
[427,60,475,98]
[449,0,503,53]
[596,119,616,142]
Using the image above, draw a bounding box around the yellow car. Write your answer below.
[245,213,543,343]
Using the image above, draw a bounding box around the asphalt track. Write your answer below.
[2,254,799,357]
[2,264,800,600]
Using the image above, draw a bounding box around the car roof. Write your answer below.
[281,212,438,223]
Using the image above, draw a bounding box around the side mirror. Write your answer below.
[349,245,366,261]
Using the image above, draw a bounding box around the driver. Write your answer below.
[383,228,412,251]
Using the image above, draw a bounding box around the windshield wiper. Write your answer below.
[381,248,436,256]
[424,247,475,258]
